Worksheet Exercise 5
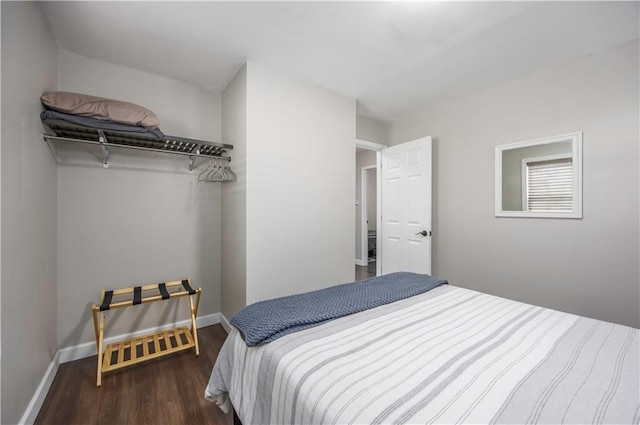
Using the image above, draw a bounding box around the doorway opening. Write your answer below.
[355,139,386,281]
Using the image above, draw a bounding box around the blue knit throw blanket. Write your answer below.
[230,272,447,346]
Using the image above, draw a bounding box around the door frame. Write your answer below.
[355,139,386,276]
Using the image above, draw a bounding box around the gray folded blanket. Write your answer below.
[41,109,164,140]
[230,272,447,346]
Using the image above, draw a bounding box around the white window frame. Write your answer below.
[495,131,582,219]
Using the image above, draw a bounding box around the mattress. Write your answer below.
[206,284,639,424]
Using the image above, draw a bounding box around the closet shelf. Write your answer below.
[42,118,233,171]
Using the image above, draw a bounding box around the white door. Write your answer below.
[379,136,432,275]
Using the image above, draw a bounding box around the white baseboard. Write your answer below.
[355,258,367,266]
[19,312,223,425]
[219,313,231,333]
[58,312,221,363]
[18,351,60,425]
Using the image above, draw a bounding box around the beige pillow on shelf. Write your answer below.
[41,91,160,129]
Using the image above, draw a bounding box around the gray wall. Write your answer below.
[221,62,356,317]
[56,51,223,347]
[221,65,247,319]
[356,115,389,144]
[245,62,356,305]
[57,168,221,347]
[1,3,59,423]
[389,41,639,328]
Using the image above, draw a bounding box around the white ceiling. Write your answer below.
[40,1,639,122]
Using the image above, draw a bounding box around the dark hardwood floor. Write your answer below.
[36,268,378,425]
[35,325,232,425]
[355,261,376,281]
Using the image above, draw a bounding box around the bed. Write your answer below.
[205,273,639,424]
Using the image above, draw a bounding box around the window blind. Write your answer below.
[526,158,573,211]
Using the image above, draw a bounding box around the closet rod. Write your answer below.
[43,134,232,161]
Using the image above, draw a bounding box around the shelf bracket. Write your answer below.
[43,135,60,163]
[98,130,109,169]
[188,145,201,173]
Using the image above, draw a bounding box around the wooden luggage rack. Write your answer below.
[92,278,202,387]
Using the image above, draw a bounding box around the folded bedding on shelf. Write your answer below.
[41,110,164,140]
[41,91,160,129]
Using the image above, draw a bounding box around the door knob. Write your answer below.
[415,230,430,237]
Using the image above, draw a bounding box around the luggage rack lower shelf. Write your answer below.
[102,326,196,373]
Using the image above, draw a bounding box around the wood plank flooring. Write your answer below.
[35,325,232,425]
[37,269,377,425]
[355,261,376,281]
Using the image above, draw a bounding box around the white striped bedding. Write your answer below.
[205,285,639,424]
